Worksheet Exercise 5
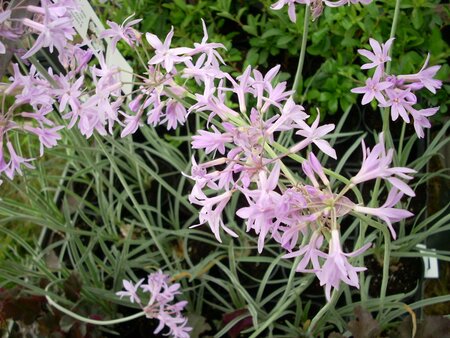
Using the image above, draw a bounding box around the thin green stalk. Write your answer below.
[46,292,145,325]
[377,0,401,319]
[249,279,312,338]
[386,0,402,75]
[378,231,391,322]
[292,5,310,99]
[307,289,341,335]
[382,0,402,150]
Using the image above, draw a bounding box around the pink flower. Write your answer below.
[398,54,442,94]
[357,38,394,73]
[191,125,232,155]
[116,278,145,304]
[380,88,416,123]
[117,271,192,338]
[283,230,325,272]
[302,152,329,187]
[224,65,253,114]
[162,100,187,130]
[22,3,75,58]
[290,112,337,159]
[271,0,302,23]
[265,97,308,135]
[0,10,11,54]
[353,188,413,239]
[351,133,416,197]
[237,161,283,252]
[190,189,238,242]
[409,107,439,139]
[316,229,371,301]
[3,141,35,180]
[189,19,225,67]
[146,27,192,73]
[351,68,393,105]
[23,125,64,156]
[100,15,142,50]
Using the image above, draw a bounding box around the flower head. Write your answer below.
[357,38,394,73]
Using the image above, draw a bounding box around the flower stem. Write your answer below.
[292,5,310,99]
[46,292,146,325]
[307,289,341,335]
[382,0,402,150]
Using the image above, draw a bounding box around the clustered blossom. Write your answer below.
[352,38,442,138]
[186,59,413,299]
[271,0,373,21]
[0,0,82,182]
[120,19,226,136]
[117,271,191,338]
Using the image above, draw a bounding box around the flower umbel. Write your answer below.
[116,271,191,338]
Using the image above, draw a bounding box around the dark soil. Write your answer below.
[365,256,423,298]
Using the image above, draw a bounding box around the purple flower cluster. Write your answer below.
[186,62,414,298]
[120,19,226,136]
[117,271,191,338]
[0,0,85,181]
[352,38,442,138]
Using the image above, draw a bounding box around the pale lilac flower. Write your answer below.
[117,271,191,338]
[290,112,337,159]
[54,74,84,115]
[100,15,142,50]
[351,133,416,197]
[398,54,442,94]
[302,152,329,187]
[351,68,393,105]
[192,125,232,155]
[265,97,308,135]
[189,19,225,67]
[283,230,325,272]
[380,88,417,123]
[190,189,238,242]
[271,0,303,23]
[121,109,144,138]
[146,27,192,72]
[116,278,145,304]
[4,141,35,180]
[260,81,294,113]
[22,4,76,58]
[237,161,283,252]
[0,10,11,54]
[316,229,371,301]
[23,125,64,156]
[163,100,187,130]
[252,65,281,110]
[353,188,413,239]
[357,38,394,72]
[408,107,439,139]
[224,65,253,114]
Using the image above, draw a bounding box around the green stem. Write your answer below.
[307,289,341,335]
[397,121,406,165]
[378,231,391,321]
[249,277,313,338]
[292,5,310,99]
[46,292,146,325]
[386,0,402,76]
[382,0,402,150]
